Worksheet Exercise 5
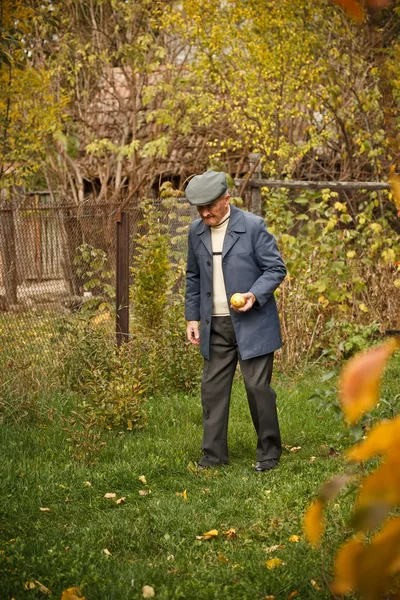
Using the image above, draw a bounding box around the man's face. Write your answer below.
[197,194,230,227]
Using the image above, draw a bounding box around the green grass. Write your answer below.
[0,356,399,599]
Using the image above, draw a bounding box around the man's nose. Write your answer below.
[198,206,211,217]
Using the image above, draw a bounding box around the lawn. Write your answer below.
[0,356,398,600]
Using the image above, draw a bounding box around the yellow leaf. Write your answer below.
[331,536,364,594]
[265,558,283,570]
[39,507,51,512]
[303,499,324,546]
[346,415,400,462]
[196,529,218,540]
[104,492,117,499]
[83,481,92,487]
[357,453,400,508]
[223,528,236,539]
[339,339,400,424]
[138,475,147,484]
[142,585,155,598]
[288,535,301,543]
[359,303,368,313]
[91,311,111,327]
[61,587,86,600]
[218,553,230,563]
[310,579,322,590]
[332,0,365,21]
[24,582,36,590]
[264,544,284,553]
[115,497,126,504]
[103,548,111,556]
[288,592,298,600]
[390,175,400,214]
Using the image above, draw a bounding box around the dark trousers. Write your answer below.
[199,316,282,466]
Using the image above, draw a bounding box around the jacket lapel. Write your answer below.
[222,206,246,258]
[196,220,212,256]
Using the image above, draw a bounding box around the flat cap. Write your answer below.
[185,170,228,206]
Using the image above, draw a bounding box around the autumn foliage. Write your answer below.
[304,336,400,598]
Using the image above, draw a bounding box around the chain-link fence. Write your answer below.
[0,192,196,346]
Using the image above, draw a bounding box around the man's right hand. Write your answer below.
[186,321,200,345]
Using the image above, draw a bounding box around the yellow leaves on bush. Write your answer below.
[339,338,400,424]
[61,588,86,600]
[332,519,400,599]
[346,415,400,462]
[332,535,364,595]
[357,452,400,509]
[303,500,324,547]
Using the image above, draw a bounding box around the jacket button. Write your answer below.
[205,319,209,324]
[206,291,211,297]
[207,261,211,266]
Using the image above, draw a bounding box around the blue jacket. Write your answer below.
[185,205,286,360]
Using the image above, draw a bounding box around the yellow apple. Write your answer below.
[230,293,246,308]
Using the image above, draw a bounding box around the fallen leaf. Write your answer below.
[310,579,322,590]
[201,488,210,494]
[103,548,111,556]
[115,497,126,504]
[104,493,117,499]
[61,587,86,600]
[264,544,284,553]
[139,490,150,496]
[290,446,301,453]
[266,558,284,570]
[24,580,52,594]
[196,529,218,540]
[288,592,298,600]
[142,585,155,598]
[289,535,301,543]
[262,596,275,600]
[138,475,147,485]
[223,528,236,539]
[39,507,51,512]
[218,553,230,563]
[83,481,92,487]
[65,497,71,503]
[309,456,317,462]
[176,490,188,500]
[265,490,271,495]
[24,582,36,590]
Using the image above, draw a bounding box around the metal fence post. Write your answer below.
[116,210,129,345]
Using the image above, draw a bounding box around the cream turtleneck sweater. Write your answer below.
[211,209,230,316]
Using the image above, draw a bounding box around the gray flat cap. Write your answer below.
[185,170,228,206]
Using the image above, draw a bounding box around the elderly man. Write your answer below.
[185,170,286,472]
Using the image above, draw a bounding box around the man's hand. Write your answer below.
[230,292,256,313]
[186,320,200,344]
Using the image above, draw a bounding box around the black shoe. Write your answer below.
[254,459,279,472]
